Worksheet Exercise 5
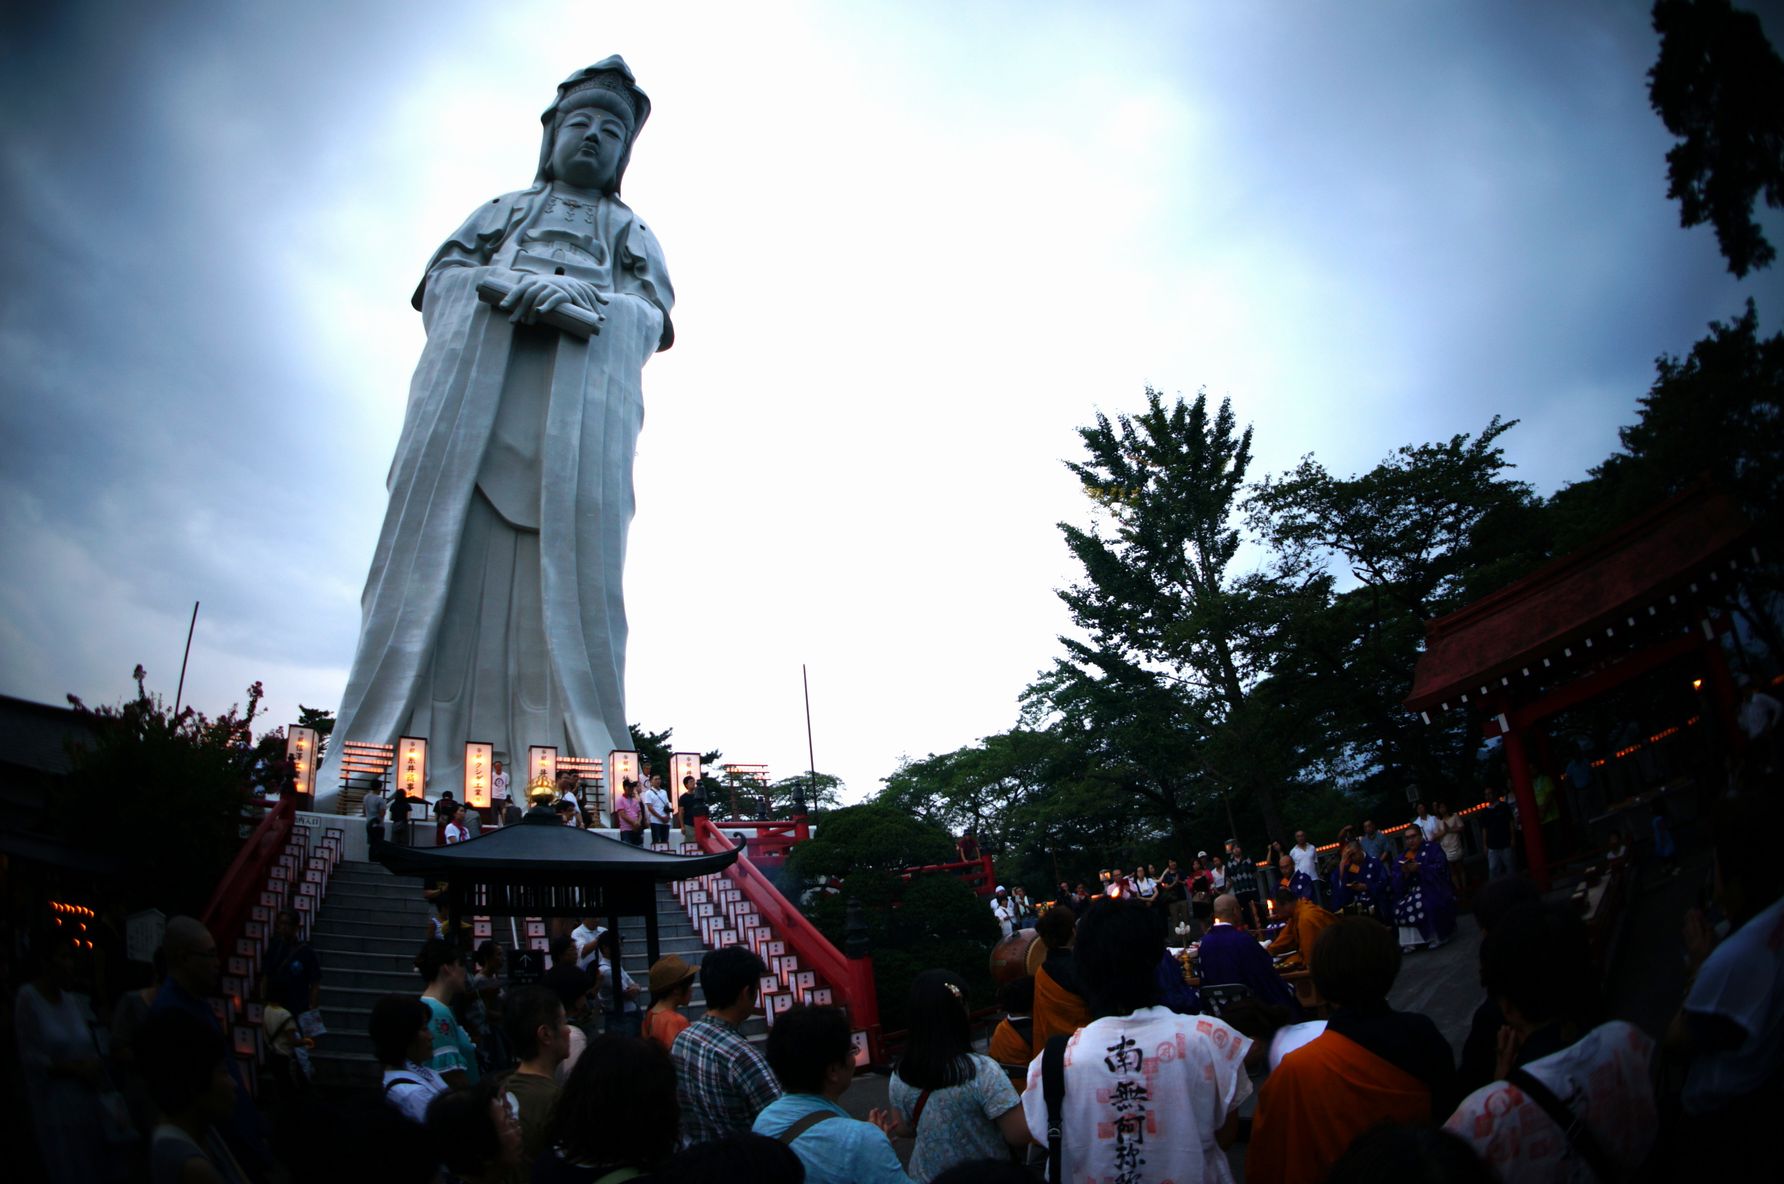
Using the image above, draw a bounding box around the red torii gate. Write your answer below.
[1405,486,1757,887]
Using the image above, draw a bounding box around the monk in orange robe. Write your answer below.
[1029,905,1093,1049]
[1267,892,1338,975]
[1248,917,1456,1184]
[988,975,1036,1080]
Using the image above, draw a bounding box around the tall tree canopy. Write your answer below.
[1649,0,1784,277]
[1035,388,1316,840]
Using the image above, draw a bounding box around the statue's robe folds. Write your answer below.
[318,185,673,810]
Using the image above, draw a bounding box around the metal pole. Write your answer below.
[173,601,199,716]
[802,664,818,810]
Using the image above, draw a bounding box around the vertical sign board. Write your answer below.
[285,726,318,799]
[463,742,493,809]
[670,752,701,811]
[396,736,427,801]
[527,746,558,797]
[607,750,639,814]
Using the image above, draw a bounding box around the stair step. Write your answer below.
[320,972,423,999]
[300,867,803,1079]
[312,946,418,971]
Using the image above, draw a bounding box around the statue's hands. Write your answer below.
[499,273,609,325]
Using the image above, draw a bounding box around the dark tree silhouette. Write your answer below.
[1648,0,1784,277]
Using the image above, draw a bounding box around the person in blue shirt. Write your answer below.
[752,1005,912,1184]
[1358,819,1394,864]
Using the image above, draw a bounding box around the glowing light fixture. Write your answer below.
[607,750,640,813]
[528,745,558,791]
[464,742,493,808]
[396,736,428,800]
[670,752,702,808]
[286,726,319,800]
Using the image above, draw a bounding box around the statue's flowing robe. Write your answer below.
[317,184,673,809]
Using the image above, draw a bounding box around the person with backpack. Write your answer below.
[888,970,1031,1181]
[370,995,448,1123]
[751,1005,910,1184]
[1020,900,1251,1184]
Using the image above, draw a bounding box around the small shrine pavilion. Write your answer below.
[376,808,739,1008]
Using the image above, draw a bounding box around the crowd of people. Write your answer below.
[18,763,1783,1183]
[955,783,1780,1182]
[362,758,713,853]
[996,798,1488,959]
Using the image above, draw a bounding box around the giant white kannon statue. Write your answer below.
[316,58,672,810]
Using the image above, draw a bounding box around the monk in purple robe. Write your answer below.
[1197,894,1299,1012]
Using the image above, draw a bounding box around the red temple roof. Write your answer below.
[1405,485,1752,713]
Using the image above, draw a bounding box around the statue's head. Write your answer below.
[537,56,651,195]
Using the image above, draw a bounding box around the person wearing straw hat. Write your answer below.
[642,955,697,1051]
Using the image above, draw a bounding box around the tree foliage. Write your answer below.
[1649,0,1784,277]
[791,804,999,1025]
[787,803,954,881]
[295,704,335,759]
[1037,387,1311,839]
[627,723,726,803]
[1248,419,1543,798]
[1550,300,1784,660]
[59,667,271,916]
[866,23,1784,882]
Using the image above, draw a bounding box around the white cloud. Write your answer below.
[3,0,1780,801]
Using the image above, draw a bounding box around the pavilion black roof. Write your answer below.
[375,809,740,882]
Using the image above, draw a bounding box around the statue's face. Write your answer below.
[550,100,628,191]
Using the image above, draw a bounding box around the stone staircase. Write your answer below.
[307,857,762,1088]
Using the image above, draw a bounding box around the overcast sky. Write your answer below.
[3,0,1781,800]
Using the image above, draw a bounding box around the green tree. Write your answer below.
[763,772,844,816]
[1248,419,1543,804]
[1548,301,1784,660]
[879,727,1152,889]
[1035,387,1313,840]
[787,803,954,881]
[627,723,725,802]
[290,703,336,762]
[58,667,271,916]
[1649,0,1784,278]
[791,804,1000,1025]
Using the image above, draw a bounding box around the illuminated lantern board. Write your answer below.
[670,752,702,809]
[463,742,494,809]
[528,746,558,792]
[396,736,428,800]
[286,727,319,799]
[607,750,640,813]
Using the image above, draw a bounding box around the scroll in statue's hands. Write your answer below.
[499,273,609,325]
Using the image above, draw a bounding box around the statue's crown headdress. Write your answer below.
[560,70,639,124]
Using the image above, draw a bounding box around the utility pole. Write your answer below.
[802,664,818,812]
[173,601,199,717]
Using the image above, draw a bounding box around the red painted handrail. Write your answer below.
[694,817,880,1060]
[703,817,810,864]
[901,854,998,896]
[201,796,296,946]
